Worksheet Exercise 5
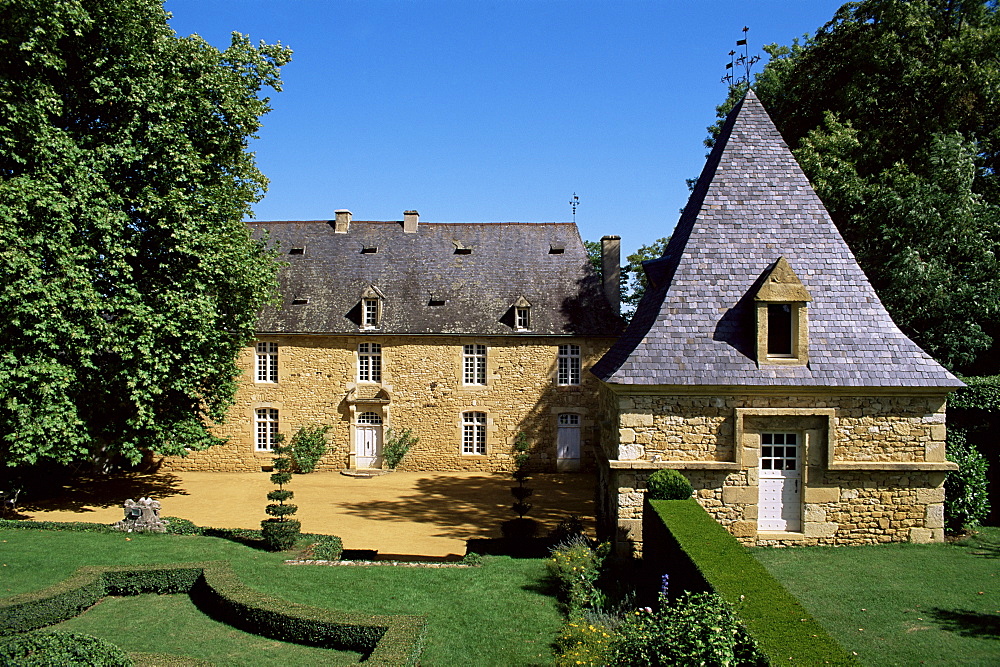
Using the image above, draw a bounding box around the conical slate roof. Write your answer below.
[593,90,961,388]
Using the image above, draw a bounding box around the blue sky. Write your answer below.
[164,0,845,259]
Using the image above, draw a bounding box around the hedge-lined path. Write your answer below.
[15,470,595,558]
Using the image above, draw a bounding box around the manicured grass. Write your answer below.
[51,593,361,666]
[752,527,1000,666]
[0,529,562,666]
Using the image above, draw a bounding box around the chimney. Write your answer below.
[334,209,352,233]
[600,235,621,316]
[403,210,419,233]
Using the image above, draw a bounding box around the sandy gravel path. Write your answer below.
[16,470,596,559]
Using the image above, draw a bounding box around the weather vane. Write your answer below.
[569,192,579,222]
[722,26,761,92]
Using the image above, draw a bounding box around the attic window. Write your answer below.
[754,257,811,366]
[358,284,386,330]
[515,307,530,330]
[361,246,378,254]
[454,247,472,255]
[291,298,309,305]
[428,297,446,306]
[289,247,305,255]
[549,245,565,254]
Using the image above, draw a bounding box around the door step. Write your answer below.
[340,469,392,478]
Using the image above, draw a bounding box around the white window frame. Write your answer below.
[463,344,487,385]
[515,307,530,330]
[363,298,380,329]
[255,408,279,451]
[462,411,487,455]
[358,342,382,383]
[255,342,278,383]
[557,344,581,385]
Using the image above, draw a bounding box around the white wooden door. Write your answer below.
[355,411,383,468]
[758,432,802,531]
[556,414,581,472]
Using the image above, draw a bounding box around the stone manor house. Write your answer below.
[162,90,962,549]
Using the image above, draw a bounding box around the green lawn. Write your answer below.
[752,527,1000,666]
[0,529,562,666]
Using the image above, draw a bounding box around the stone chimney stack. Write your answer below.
[334,209,352,233]
[403,210,419,233]
[601,235,621,316]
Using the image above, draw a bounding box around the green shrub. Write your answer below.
[945,426,991,532]
[612,593,763,666]
[309,535,344,561]
[548,536,607,614]
[262,435,300,551]
[290,425,331,474]
[0,631,133,666]
[162,516,201,535]
[646,469,693,500]
[382,428,418,469]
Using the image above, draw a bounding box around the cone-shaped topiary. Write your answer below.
[261,434,301,550]
[646,468,694,500]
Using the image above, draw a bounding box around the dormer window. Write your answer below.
[509,296,532,331]
[767,304,793,356]
[289,247,305,255]
[359,284,385,330]
[363,298,379,328]
[516,307,530,330]
[361,245,378,254]
[754,257,810,365]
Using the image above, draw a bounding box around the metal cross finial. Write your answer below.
[569,193,579,221]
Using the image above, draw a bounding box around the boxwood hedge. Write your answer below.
[0,561,424,666]
[645,499,857,666]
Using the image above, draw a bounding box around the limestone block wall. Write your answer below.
[599,385,954,551]
[159,334,612,473]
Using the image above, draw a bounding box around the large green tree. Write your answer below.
[0,0,291,467]
[715,0,1000,372]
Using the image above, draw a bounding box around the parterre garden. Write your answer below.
[1,520,998,665]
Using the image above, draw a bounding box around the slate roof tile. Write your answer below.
[250,220,623,337]
[592,90,962,389]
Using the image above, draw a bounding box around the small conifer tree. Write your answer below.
[261,434,301,550]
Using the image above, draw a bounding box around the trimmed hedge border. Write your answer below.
[646,499,858,666]
[0,561,425,666]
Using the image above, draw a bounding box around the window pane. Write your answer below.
[767,304,793,355]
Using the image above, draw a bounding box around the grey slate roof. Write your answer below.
[251,220,623,336]
[592,90,962,388]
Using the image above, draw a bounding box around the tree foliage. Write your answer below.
[586,237,670,320]
[714,0,1000,372]
[0,0,291,467]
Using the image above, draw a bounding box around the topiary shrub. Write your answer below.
[261,435,301,551]
[382,427,418,469]
[945,426,991,533]
[289,425,331,474]
[308,535,344,561]
[501,432,538,538]
[646,469,693,500]
[0,631,133,666]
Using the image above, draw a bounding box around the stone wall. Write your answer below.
[158,335,612,473]
[600,385,954,552]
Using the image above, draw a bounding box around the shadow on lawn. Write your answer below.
[19,472,190,514]
[930,608,1000,640]
[950,530,1000,559]
[335,473,595,540]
